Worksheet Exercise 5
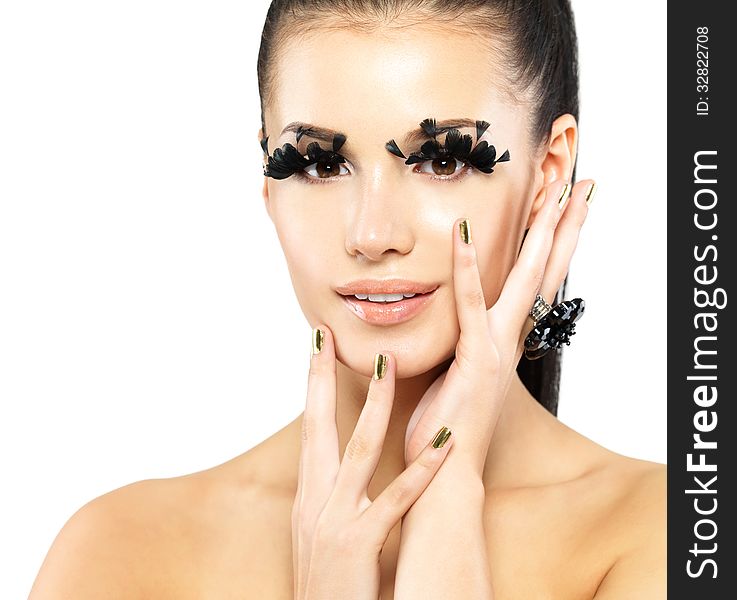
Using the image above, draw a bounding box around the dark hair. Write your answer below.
[257,0,579,415]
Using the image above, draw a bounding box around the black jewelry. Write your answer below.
[523,294,585,360]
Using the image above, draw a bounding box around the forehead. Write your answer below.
[269,26,526,148]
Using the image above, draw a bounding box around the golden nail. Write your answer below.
[557,183,571,209]
[432,426,452,449]
[459,218,472,244]
[584,181,597,206]
[311,328,324,355]
[373,353,388,380]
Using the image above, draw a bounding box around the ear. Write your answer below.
[526,113,578,229]
[258,127,274,223]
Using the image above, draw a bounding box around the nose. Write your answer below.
[344,173,415,262]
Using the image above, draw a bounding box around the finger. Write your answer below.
[332,351,396,503]
[293,325,339,599]
[493,179,569,340]
[452,217,493,358]
[538,180,594,303]
[298,325,340,510]
[362,425,453,540]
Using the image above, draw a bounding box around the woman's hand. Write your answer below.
[394,178,594,599]
[292,326,455,600]
[405,178,593,473]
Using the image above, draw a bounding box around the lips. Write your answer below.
[337,284,439,325]
[335,278,439,296]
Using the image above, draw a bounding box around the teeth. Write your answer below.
[353,292,418,303]
[368,293,403,302]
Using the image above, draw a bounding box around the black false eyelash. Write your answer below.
[385,138,406,159]
[385,118,511,174]
[262,133,347,180]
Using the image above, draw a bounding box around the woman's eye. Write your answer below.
[416,157,466,178]
[303,161,349,180]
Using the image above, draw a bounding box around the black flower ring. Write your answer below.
[523,294,585,360]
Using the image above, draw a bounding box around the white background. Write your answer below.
[0,1,666,596]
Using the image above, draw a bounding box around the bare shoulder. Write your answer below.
[30,429,297,598]
[603,457,665,541]
[584,449,666,598]
[596,450,666,510]
[549,415,666,536]
[531,417,666,598]
[29,476,196,598]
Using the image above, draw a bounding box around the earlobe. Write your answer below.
[526,113,578,229]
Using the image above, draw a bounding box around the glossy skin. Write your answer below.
[30,22,666,600]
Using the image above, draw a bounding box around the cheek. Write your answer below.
[271,200,339,314]
[474,204,528,306]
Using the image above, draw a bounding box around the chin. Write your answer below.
[331,324,457,380]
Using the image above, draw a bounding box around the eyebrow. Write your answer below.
[280,122,342,143]
[402,118,478,147]
[280,117,480,148]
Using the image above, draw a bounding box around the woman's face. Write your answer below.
[262,25,544,379]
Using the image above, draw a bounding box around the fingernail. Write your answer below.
[373,352,388,380]
[432,425,452,448]
[584,181,597,206]
[459,218,472,244]
[557,182,571,209]
[311,327,324,355]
